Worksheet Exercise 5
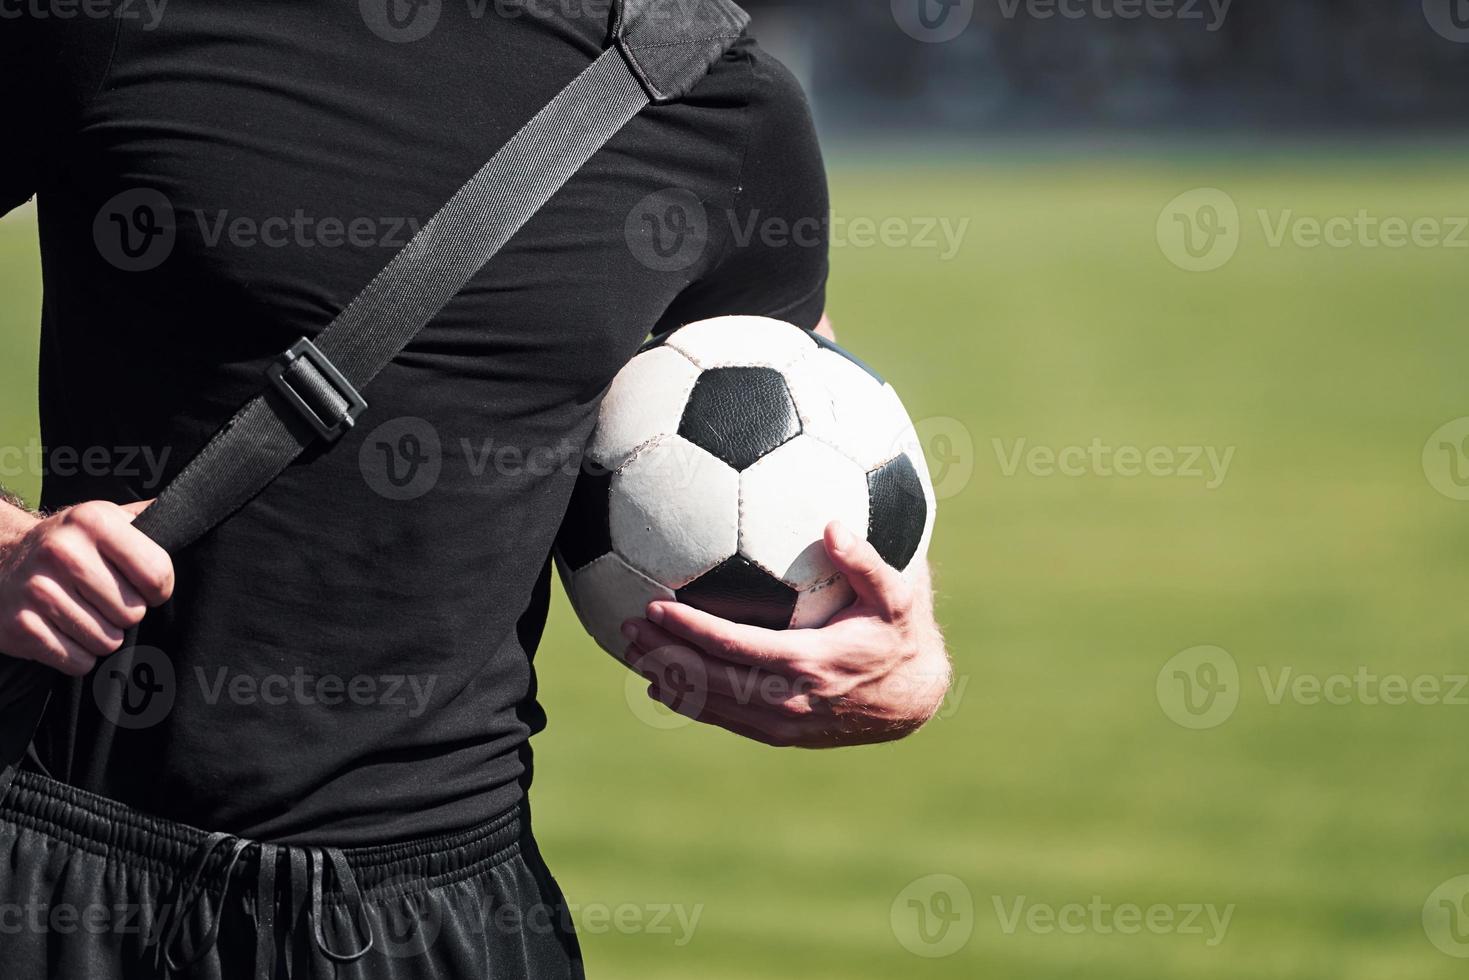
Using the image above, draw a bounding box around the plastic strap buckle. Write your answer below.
[265,337,368,443]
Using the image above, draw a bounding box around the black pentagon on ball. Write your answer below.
[677,556,798,631]
[867,453,927,572]
[553,469,613,573]
[678,367,801,471]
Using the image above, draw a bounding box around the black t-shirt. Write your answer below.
[1,2,828,845]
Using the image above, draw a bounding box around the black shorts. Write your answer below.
[0,769,584,979]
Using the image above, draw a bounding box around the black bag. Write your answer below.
[0,0,750,788]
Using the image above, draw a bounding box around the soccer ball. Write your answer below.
[554,316,936,659]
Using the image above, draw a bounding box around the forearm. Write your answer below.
[908,561,943,638]
[0,490,38,554]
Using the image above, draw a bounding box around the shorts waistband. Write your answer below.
[0,769,524,895]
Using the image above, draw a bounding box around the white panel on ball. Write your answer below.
[792,575,856,629]
[780,354,838,436]
[664,315,817,371]
[611,435,740,588]
[586,346,702,471]
[569,553,675,660]
[799,348,916,471]
[739,436,870,590]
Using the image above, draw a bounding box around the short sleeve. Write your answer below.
[0,19,43,215]
[655,42,830,334]
[1,16,118,216]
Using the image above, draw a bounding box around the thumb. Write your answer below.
[824,522,911,621]
[118,499,156,519]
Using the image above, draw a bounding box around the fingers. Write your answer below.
[24,575,126,656]
[823,522,912,622]
[644,601,806,669]
[35,521,149,629]
[6,609,99,677]
[624,619,807,704]
[627,618,833,746]
[650,685,910,750]
[68,502,174,606]
[646,685,816,748]
[72,566,149,633]
[623,620,738,697]
[0,500,170,677]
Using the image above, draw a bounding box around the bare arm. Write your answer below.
[0,492,36,553]
[0,492,174,677]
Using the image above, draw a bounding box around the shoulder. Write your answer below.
[649,33,831,333]
[677,32,826,209]
[684,33,817,130]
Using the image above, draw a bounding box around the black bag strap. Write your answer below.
[0,0,750,778]
[139,0,750,554]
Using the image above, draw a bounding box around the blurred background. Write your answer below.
[753,0,1469,132]
[5,2,1469,979]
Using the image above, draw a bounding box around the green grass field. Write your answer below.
[4,148,1469,978]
